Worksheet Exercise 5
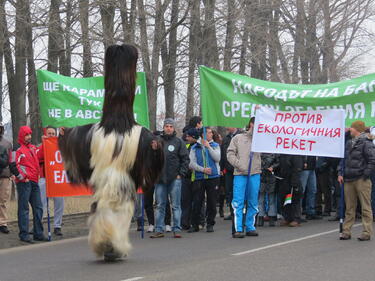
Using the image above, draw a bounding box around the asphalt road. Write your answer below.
[0,218,374,281]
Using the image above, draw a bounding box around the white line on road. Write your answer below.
[121,277,144,281]
[232,223,362,256]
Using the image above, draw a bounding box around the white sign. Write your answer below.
[252,107,345,157]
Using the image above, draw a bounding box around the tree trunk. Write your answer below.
[268,0,281,82]
[60,1,72,76]
[120,0,136,43]
[13,0,27,146]
[239,1,251,75]
[25,0,42,143]
[0,0,16,134]
[202,0,219,69]
[292,0,305,83]
[79,0,93,77]
[223,0,235,71]
[185,0,200,123]
[161,0,179,119]
[47,0,62,73]
[100,1,116,50]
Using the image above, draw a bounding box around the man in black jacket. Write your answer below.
[338,121,375,241]
[151,119,190,238]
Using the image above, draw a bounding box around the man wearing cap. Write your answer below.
[151,119,189,238]
[338,121,375,241]
[0,123,13,234]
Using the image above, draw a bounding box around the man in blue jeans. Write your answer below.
[300,156,322,220]
[151,119,189,238]
[227,117,262,238]
[13,126,48,243]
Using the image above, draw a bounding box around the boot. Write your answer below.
[269,216,276,227]
[257,216,264,227]
[219,207,224,218]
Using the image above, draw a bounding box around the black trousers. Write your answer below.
[191,178,219,227]
[144,185,171,226]
[316,171,332,214]
[181,178,193,229]
[279,179,302,223]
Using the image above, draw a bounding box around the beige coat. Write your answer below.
[226,130,261,176]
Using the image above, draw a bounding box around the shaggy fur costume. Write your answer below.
[58,44,163,261]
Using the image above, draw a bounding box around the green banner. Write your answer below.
[200,66,375,128]
[37,70,150,128]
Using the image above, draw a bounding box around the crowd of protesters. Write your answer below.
[0,115,375,243]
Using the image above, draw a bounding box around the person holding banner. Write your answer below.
[338,121,375,241]
[36,126,64,236]
[278,154,304,227]
[188,127,221,233]
[227,117,261,238]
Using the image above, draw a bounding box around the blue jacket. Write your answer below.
[189,140,221,180]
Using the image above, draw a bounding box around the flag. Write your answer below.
[284,193,292,206]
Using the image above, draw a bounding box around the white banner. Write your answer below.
[252,107,345,157]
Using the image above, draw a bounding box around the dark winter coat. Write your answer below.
[302,156,316,170]
[158,131,190,185]
[220,129,242,173]
[339,133,375,182]
[260,153,279,193]
[0,136,12,178]
[277,154,303,188]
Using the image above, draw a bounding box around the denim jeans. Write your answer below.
[300,170,317,215]
[371,172,375,216]
[155,179,182,233]
[17,181,44,240]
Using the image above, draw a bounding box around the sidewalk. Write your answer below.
[0,213,89,249]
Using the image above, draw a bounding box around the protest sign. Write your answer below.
[37,70,149,128]
[252,107,345,157]
[200,66,375,128]
[43,137,93,197]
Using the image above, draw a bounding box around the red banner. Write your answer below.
[43,137,93,197]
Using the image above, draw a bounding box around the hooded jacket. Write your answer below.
[0,135,12,178]
[14,126,40,183]
[226,130,261,176]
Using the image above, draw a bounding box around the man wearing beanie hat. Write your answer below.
[338,120,375,241]
[151,119,189,238]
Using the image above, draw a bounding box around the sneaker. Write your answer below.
[188,225,199,233]
[0,225,9,234]
[246,230,259,236]
[165,225,172,232]
[20,238,34,244]
[53,228,63,236]
[173,232,182,238]
[206,225,214,232]
[34,236,49,242]
[147,224,155,233]
[150,232,164,238]
[232,232,245,238]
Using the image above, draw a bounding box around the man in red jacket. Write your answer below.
[15,126,47,243]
